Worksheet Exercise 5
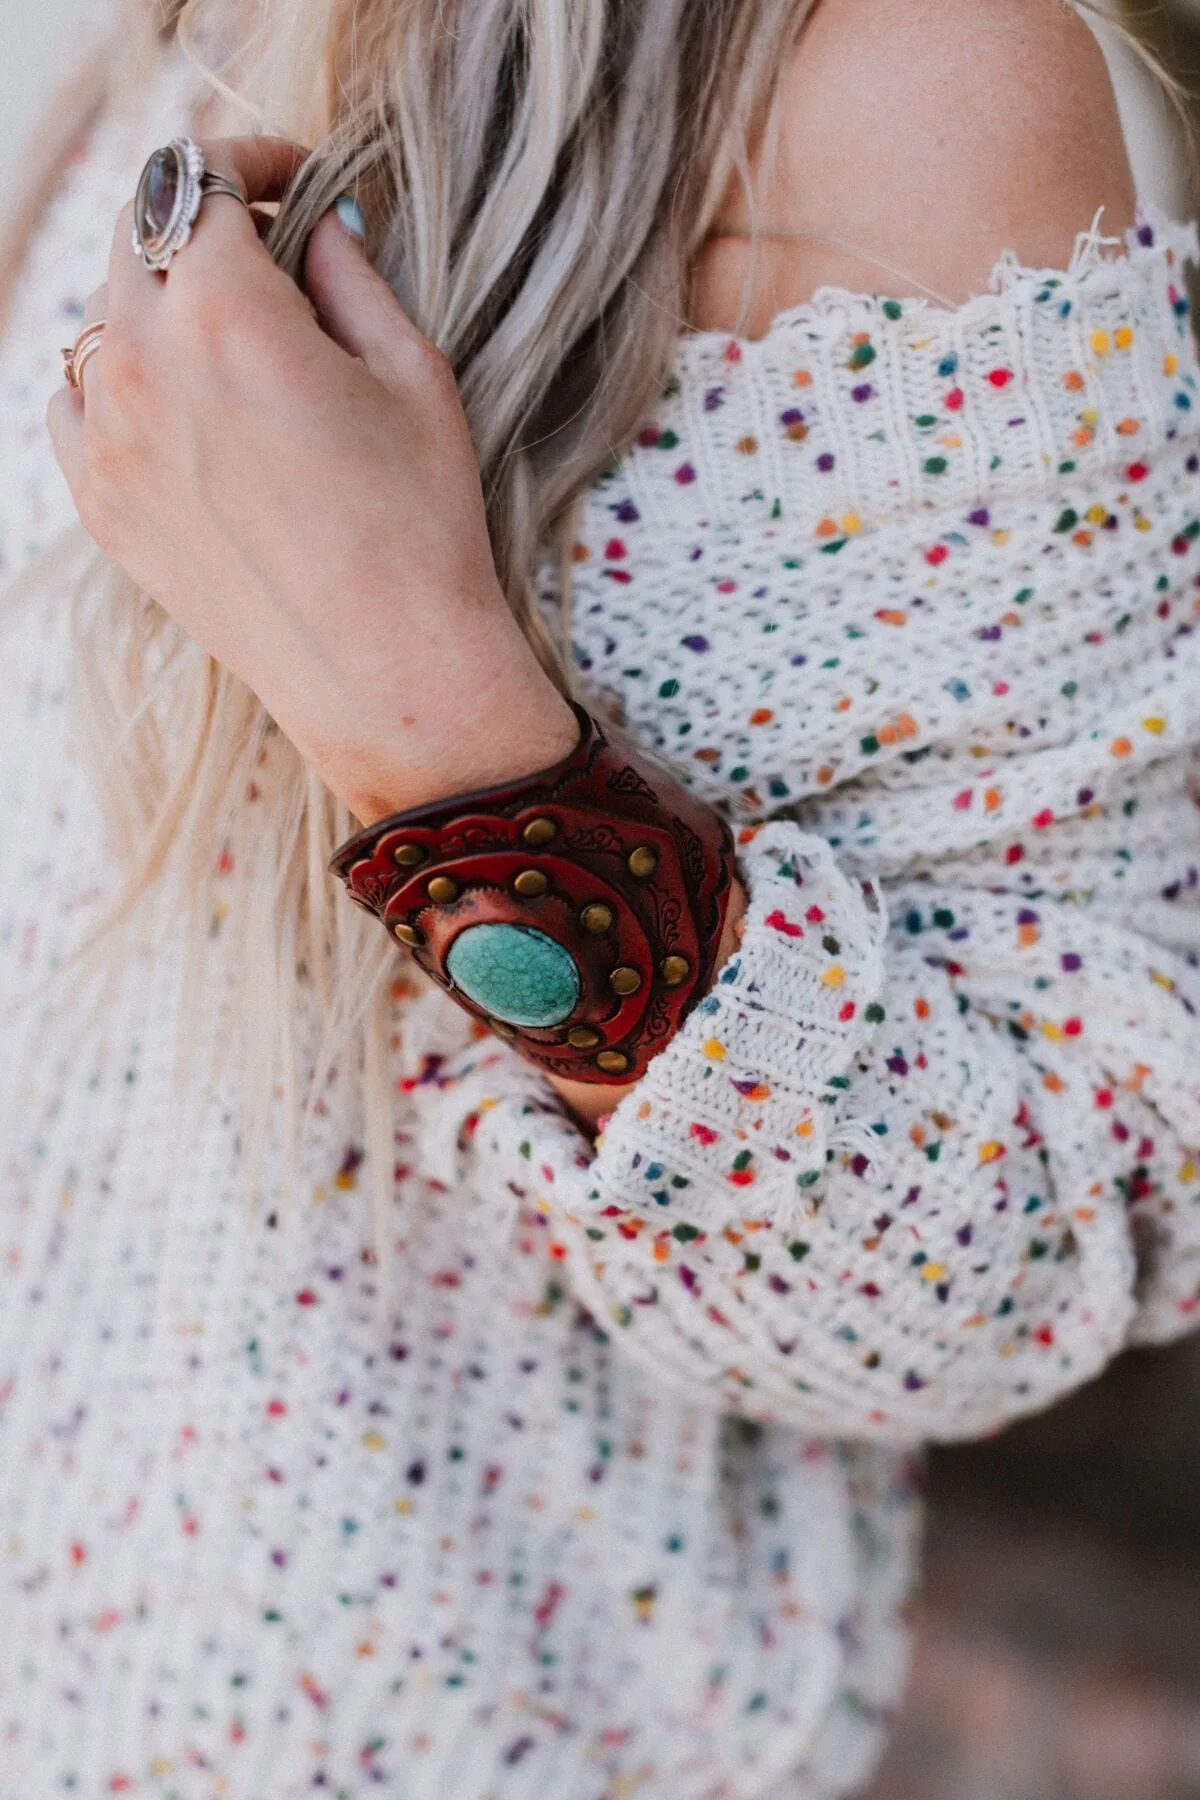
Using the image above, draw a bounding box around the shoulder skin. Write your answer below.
[692,0,1137,334]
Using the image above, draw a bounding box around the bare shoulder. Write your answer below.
[691,0,1136,332]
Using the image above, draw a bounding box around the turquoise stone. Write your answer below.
[446,924,581,1028]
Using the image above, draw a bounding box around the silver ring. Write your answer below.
[201,172,247,207]
[131,138,249,273]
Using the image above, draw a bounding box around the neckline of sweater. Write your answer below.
[674,204,1198,362]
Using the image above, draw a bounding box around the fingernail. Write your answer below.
[334,194,366,240]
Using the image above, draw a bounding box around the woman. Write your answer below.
[2,0,1198,1793]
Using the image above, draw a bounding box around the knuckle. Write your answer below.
[409,337,455,392]
[79,379,140,482]
[97,329,147,402]
[81,415,131,488]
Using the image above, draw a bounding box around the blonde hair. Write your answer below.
[6,0,1186,1236]
[18,0,812,1230]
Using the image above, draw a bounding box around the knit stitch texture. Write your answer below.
[2,62,1199,1800]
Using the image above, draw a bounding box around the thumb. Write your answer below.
[304,200,430,392]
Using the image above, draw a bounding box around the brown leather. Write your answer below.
[330,706,736,1083]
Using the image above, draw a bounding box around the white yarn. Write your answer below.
[2,62,1200,1800]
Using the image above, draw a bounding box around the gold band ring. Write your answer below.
[61,319,107,392]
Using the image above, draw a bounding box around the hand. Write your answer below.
[48,136,578,823]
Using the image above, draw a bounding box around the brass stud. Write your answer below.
[392,842,427,869]
[490,1018,517,1039]
[580,903,614,935]
[513,869,549,898]
[393,921,424,947]
[628,845,658,879]
[610,966,642,997]
[596,1050,630,1076]
[522,816,557,848]
[427,875,460,905]
[567,1025,601,1049]
[659,954,691,987]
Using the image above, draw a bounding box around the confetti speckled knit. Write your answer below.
[3,67,1200,1800]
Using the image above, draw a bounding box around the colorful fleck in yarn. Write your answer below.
[2,46,1200,1800]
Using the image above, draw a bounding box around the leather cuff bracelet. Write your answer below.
[329,704,736,1083]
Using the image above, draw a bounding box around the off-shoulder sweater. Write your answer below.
[2,67,1200,1800]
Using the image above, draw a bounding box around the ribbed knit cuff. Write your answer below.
[589,822,889,1230]
[412,823,889,1232]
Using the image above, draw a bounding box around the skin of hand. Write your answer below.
[47,136,580,827]
[45,134,746,1126]
[42,1,1138,1133]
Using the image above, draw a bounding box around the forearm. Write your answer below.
[335,696,738,1103]
[405,823,1200,1442]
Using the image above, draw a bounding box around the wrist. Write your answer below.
[549,877,747,1129]
[330,707,737,1088]
[344,654,579,827]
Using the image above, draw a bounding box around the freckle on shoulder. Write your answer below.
[756,0,1136,304]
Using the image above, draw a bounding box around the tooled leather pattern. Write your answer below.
[330,705,735,1083]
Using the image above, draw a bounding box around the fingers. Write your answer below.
[106,134,307,313]
[106,197,162,323]
[46,384,85,496]
[203,135,307,207]
[182,135,308,265]
[303,204,435,396]
[53,135,313,552]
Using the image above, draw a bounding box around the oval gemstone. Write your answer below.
[446,924,580,1029]
[143,146,182,237]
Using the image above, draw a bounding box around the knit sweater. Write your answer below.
[3,64,1200,1800]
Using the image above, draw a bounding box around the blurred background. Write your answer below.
[0,1,96,199]
[877,6,1200,1795]
[2,4,1199,1799]
[872,12,1200,1793]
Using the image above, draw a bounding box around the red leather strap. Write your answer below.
[330,705,736,1083]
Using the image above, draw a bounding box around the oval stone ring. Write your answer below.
[131,138,249,273]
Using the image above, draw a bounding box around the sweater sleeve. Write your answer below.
[407,820,1200,1445]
